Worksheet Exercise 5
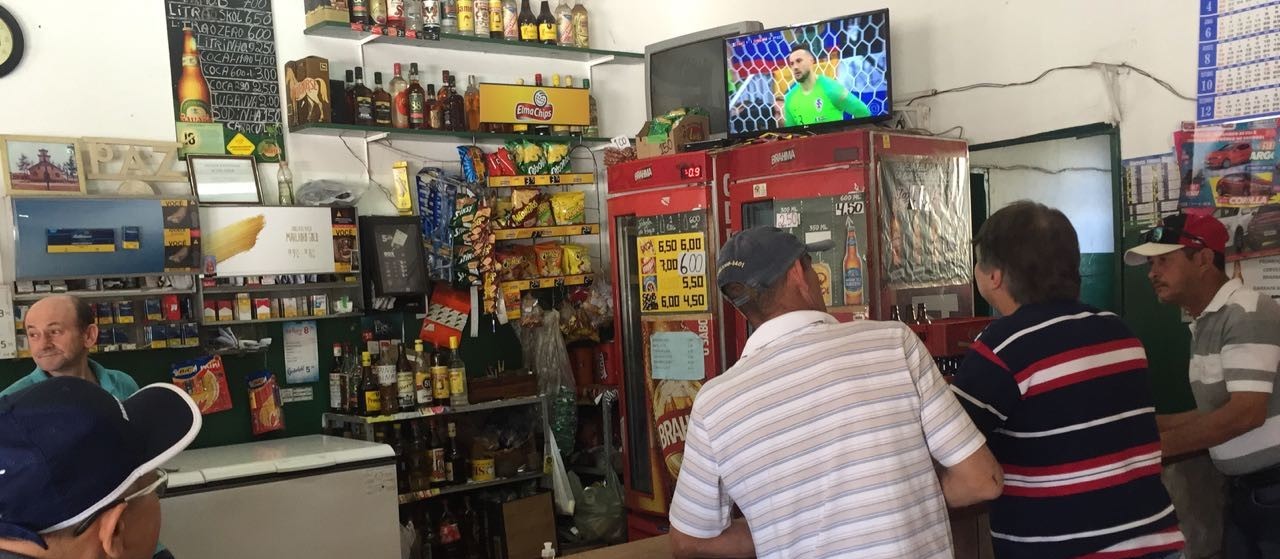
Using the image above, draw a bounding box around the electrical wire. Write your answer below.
[338,134,397,206]
[902,62,1194,106]
[975,164,1112,175]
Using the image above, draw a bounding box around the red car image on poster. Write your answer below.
[1206,142,1252,169]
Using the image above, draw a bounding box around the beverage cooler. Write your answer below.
[604,151,730,538]
[723,130,977,361]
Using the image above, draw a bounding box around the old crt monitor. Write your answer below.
[725,9,892,136]
[645,21,764,138]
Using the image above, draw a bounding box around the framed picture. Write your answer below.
[1,135,87,195]
[187,155,261,204]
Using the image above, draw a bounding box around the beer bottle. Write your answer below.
[373,72,393,127]
[397,341,417,409]
[555,0,572,47]
[461,496,485,558]
[583,78,599,137]
[518,0,537,42]
[407,420,428,491]
[536,0,556,45]
[843,223,863,305]
[489,0,504,38]
[448,336,470,406]
[343,70,357,125]
[432,342,451,407]
[390,63,410,129]
[408,64,428,129]
[404,0,423,35]
[916,303,932,325]
[360,352,381,416]
[352,67,375,126]
[429,419,448,486]
[446,421,466,485]
[328,343,345,412]
[177,24,213,124]
[456,0,474,34]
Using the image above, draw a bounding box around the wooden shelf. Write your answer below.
[397,471,544,505]
[201,312,363,327]
[493,223,599,240]
[290,123,610,144]
[500,274,592,292]
[487,173,594,188]
[303,21,643,64]
[323,395,543,425]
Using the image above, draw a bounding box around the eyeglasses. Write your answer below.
[70,470,168,537]
[1144,225,1207,248]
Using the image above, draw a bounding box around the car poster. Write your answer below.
[1176,119,1280,261]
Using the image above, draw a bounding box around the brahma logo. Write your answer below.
[634,167,653,181]
[515,89,554,121]
[770,149,796,166]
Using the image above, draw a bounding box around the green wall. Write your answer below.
[1119,227,1196,414]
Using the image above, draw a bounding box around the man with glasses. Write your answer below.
[0,377,202,559]
[1127,212,1280,558]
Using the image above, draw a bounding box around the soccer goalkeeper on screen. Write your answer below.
[781,45,872,127]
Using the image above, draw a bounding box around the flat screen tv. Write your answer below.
[725,9,892,137]
[645,21,764,138]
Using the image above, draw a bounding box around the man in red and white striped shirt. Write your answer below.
[951,202,1183,559]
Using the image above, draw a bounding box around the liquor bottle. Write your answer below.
[489,0,504,38]
[437,501,463,557]
[437,72,455,131]
[431,342,451,407]
[843,223,863,305]
[407,420,428,491]
[277,160,294,205]
[472,0,489,38]
[446,421,466,485]
[428,419,448,486]
[360,352,381,416]
[404,0,423,35]
[456,0,474,34]
[555,0,572,46]
[570,0,588,48]
[390,63,410,129]
[177,24,213,124]
[511,78,530,134]
[916,303,932,325]
[408,64,428,129]
[387,0,405,31]
[373,72,394,127]
[414,340,434,406]
[397,342,417,409]
[550,75,570,135]
[328,343,345,412]
[350,0,372,25]
[424,0,442,39]
[343,69,357,125]
[448,76,466,133]
[345,343,362,413]
[427,84,442,130]
[502,0,519,41]
[582,77,598,137]
[889,304,901,322]
[532,74,551,136]
[461,496,484,559]
[536,0,556,45]
[376,348,400,414]
[352,67,375,126]
[464,76,481,132]
[390,423,410,493]
[518,0,537,42]
[440,0,457,34]
[421,508,441,559]
[447,336,469,406]
[370,0,388,26]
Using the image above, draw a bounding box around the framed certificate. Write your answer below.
[187,155,261,204]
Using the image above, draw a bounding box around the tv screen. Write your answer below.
[725,9,891,136]
[650,38,732,137]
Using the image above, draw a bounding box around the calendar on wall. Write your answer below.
[1197,0,1280,125]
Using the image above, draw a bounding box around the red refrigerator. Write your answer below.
[604,150,731,538]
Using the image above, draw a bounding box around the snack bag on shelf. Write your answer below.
[534,242,564,277]
[487,147,518,177]
[550,191,586,225]
[543,141,571,175]
[246,370,285,435]
[534,197,555,227]
[170,354,233,415]
[562,244,591,275]
[509,188,541,228]
[457,146,488,183]
[506,139,547,175]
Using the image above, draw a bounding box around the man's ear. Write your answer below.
[83,323,99,348]
[94,503,128,558]
[989,267,1005,290]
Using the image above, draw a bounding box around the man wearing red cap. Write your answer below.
[1126,212,1280,558]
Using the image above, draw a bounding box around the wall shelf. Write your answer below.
[303,21,643,64]
[200,281,360,294]
[201,312,364,327]
[289,122,609,144]
[323,395,543,425]
[488,173,594,188]
[397,471,544,505]
[500,274,592,292]
[493,223,599,240]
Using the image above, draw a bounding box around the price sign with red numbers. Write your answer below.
[679,164,705,181]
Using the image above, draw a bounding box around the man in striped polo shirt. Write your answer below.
[951,202,1184,558]
[668,226,1003,559]
[1127,212,1280,558]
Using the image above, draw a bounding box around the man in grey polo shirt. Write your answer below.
[1127,212,1280,558]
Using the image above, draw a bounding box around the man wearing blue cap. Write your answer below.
[0,377,201,559]
[667,226,1002,559]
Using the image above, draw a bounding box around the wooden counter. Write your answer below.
[565,535,671,558]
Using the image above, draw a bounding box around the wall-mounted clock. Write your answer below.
[0,5,25,78]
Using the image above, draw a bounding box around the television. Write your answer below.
[645,21,764,138]
[725,9,892,137]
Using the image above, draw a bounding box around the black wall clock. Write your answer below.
[0,6,25,78]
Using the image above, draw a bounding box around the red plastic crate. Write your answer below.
[909,316,994,357]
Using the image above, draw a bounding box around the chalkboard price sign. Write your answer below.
[165,0,285,162]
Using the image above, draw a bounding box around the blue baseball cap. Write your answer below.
[0,377,201,548]
[717,226,834,306]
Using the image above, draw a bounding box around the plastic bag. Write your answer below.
[400,520,416,559]
[295,179,365,206]
[575,480,625,543]
[526,309,576,457]
[544,410,575,516]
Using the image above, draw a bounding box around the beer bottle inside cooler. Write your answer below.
[328,343,345,412]
[373,72,393,127]
[352,67,375,126]
[447,336,469,406]
[360,352,381,416]
[916,302,931,324]
[518,0,537,42]
[489,0,505,38]
[843,222,864,305]
[536,0,556,45]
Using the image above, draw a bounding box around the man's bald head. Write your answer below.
[25,295,97,377]
[27,295,94,333]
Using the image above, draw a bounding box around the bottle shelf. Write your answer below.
[487,173,594,188]
[289,122,609,144]
[500,273,592,293]
[397,471,544,505]
[322,394,543,425]
[493,223,599,240]
[303,21,643,64]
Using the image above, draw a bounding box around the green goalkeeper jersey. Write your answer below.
[783,75,871,126]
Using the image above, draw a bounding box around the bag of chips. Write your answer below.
[486,147,518,177]
[562,244,592,275]
[170,354,232,415]
[534,242,564,277]
[535,198,554,227]
[509,188,541,228]
[544,142,571,175]
[506,139,546,175]
[496,246,536,281]
[550,191,586,225]
[247,370,285,435]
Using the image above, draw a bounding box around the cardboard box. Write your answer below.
[304,0,349,27]
[635,114,710,160]
[285,56,332,128]
[484,492,555,559]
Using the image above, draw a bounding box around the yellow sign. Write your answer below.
[164,228,192,247]
[478,83,589,126]
[637,231,709,313]
[226,133,256,156]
